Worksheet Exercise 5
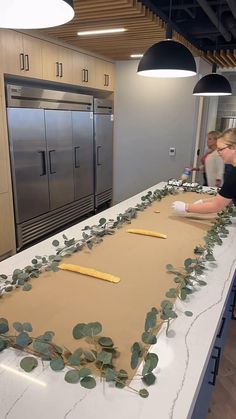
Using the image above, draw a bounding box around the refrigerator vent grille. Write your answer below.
[95,189,112,208]
[17,196,94,249]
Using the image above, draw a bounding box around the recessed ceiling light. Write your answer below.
[0,0,74,29]
[77,28,127,36]
[130,54,144,58]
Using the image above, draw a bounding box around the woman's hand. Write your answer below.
[171,201,187,213]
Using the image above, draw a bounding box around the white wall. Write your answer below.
[113,59,207,204]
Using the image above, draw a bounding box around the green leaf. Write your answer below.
[79,367,91,378]
[165,288,177,298]
[83,351,96,362]
[52,240,60,247]
[22,322,33,332]
[64,370,80,384]
[86,322,102,337]
[166,264,173,271]
[22,283,32,291]
[131,351,140,369]
[72,323,86,340]
[142,332,157,345]
[16,332,32,347]
[144,310,157,331]
[80,376,96,389]
[68,354,80,366]
[96,351,112,365]
[50,358,65,371]
[184,311,193,317]
[142,358,152,376]
[0,337,6,351]
[139,388,149,398]
[142,372,156,386]
[13,322,23,333]
[145,353,159,370]
[20,356,38,372]
[198,280,207,286]
[98,337,113,347]
[105,368,116,382]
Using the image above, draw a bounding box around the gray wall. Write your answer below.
[216,71,236,129]
[113,59,208,203]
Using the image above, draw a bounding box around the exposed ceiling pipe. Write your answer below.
[226,0,236,21]
[223,13,236,39]
[196,0,232,42]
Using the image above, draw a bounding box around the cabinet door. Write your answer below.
[58,46,73,84]
[22,34,43,79]
[42,41,60,82]
[45,110,74,210]
[0,30,43,78]
[72,111,94,200]
[0,192,15,258]
[0,29,23,75]
[73,51,96,88]
[0,100,9,194]
[94,114,113,195]
[7,108,50,223]
[95,59,115,91]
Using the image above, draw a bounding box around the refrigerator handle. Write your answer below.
[38,151,47,176]
[49,150,56,174]
[74,146,80,168]
[97,146,102,166]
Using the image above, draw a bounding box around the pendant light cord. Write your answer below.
[166,0,173,39]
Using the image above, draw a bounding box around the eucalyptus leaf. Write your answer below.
[72,323,86,339]
[64,370,80,384]
[79,367,91,378]
[98,337,113,347]
[184,311,193,317]
[16,332,32,347]
[50,358,65,371]
[13,322,23,333]
[22,283,32,292]
[52,240,60,247]
[22,322,33,332]
[0,318,9,334]
[131,351,139,369]
[105,367,116,382]
[142,332,157,345]
[20,356,38,372]
[80,376,96,389]
[139,388,149,398]
[0,337,6,351]
[96,351,112,365]
[142,372,156,386]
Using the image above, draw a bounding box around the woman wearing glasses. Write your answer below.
[172,128,236,214]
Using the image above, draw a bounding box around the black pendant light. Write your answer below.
[137,0,196,78]
[193,63,232,96]
[0,0,74,29]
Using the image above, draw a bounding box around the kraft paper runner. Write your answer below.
[0,192,216,377]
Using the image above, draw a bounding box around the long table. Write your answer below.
[0,182,235,419]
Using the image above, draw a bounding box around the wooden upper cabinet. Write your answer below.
[95,59,115,91]
[0,29,43,79]
[42,41,73,84]
[72,51,96,88]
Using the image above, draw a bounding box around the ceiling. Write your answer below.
[40,0,236,68]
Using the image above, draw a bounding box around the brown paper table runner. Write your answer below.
[0,192,216,376]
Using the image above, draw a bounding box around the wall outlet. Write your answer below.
[169,147,176,156]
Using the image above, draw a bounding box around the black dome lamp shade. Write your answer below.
[137,24,196,78]
[0,0,75,29]
[193,64,232,96]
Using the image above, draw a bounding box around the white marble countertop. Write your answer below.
[0,182,236,419]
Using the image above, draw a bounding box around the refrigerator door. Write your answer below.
[7,108,49,223]
[45,110,74,210]
[72,111,94,200]
[220,117,236,131]
[94,114,113,195]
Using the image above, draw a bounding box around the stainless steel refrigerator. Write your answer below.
[94,98,113,209]
[6,84,94,249]
[220,117,236,131]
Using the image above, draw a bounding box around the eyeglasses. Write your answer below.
[216,145,230,153]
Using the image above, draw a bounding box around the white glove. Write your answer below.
[193,199,203,204]
[171,201,187,213]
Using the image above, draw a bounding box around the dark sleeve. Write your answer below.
[219,169,236,199]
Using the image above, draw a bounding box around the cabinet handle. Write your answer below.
[24,54,29,71]
[82,68,86,82]
[208,346,221,386]
[104,74,106,86]
[59,62,63,78]
[38,151,47,176]
[86,69,89,82]
[106,74,109,86]
[217,316,226,339]
[97,146,102,166]
[19,53,24,70]
[56,62,60,77]
[74,146,80,168]
[49,150,56,174]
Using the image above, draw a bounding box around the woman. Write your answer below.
[172,128,236,214]
[204,130,224,187]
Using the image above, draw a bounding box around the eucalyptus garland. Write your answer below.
[0,183,235,397]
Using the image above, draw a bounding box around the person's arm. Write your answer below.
[215,154,224,188]
[172,195,232,214]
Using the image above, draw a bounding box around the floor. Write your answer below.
[208,319,236,419]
